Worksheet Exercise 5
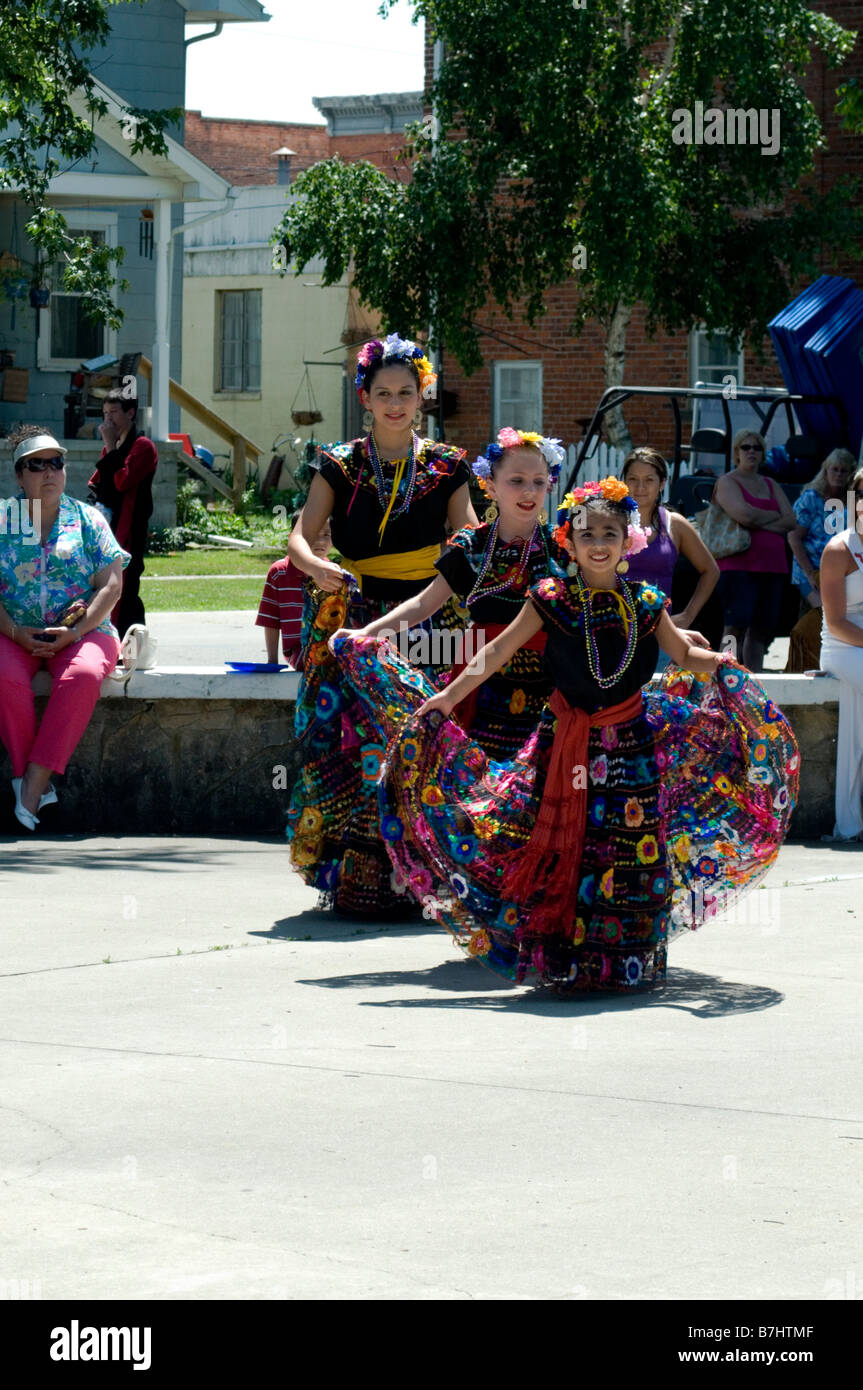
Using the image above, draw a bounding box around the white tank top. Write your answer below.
[823,528,863,638]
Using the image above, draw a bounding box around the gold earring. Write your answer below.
[412,408,423,429]
[362,409,373,431]
[616,559,629,574]
[538,508,547,525]
[484,501,498,522]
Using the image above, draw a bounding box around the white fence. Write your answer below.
[549,439,695,516]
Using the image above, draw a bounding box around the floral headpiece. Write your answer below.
[555,476,650,555]
[472,428,566,492]
[354,333,436,399]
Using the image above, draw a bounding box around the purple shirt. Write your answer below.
[625,505,678,591]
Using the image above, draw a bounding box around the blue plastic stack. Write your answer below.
[768,276,863,456]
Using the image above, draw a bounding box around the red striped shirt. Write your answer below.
[255,558,304,664]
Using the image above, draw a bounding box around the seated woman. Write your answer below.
[819,467,863,841]
[786,448,856,672]
[0,426,128,830]
[621,447,720,661]
[713,430,796,672]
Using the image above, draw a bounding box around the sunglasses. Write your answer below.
[739,444,763,453]
[23,456,66,472]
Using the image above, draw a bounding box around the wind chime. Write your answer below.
[139,208,154,259]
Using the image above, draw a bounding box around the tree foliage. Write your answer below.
[0,0,182,327]
[273,0,860,392]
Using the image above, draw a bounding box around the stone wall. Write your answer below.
[0,670,842,839]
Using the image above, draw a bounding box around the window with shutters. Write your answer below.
[218,289,261,393]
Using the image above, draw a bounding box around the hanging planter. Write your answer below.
[290,366,323,427]
[29,285,50,308]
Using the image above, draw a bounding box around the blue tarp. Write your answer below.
[768,276,862,456]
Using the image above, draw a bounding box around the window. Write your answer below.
[218,290,261,392]
[690,327,744,389]
[37,214,118,370]
[492,361,543,435]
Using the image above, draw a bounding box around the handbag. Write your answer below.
[692,493,751,560]
[117,624,158,674]
[48,592,94,628]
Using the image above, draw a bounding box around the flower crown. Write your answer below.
[354,333,436,399]
[472,428,566,491]
[555,476,650,555]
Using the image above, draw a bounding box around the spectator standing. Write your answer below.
[89,389,157,638]
[713,430,796,672]
[786,448,856,672]
[621,447,720,640]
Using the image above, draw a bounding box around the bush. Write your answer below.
[176,480,209,529]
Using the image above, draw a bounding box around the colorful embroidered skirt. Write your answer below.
[330,635,799,987]
[443,642,551,762]
[287,581,459,915]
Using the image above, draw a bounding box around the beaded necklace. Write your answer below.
[367,431,419,542]
[466,519,548,606]
[577,571,639,690]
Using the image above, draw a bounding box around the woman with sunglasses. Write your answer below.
[0,426,129,830]
[712,430,796,671]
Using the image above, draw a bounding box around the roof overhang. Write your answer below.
[178,0,270,22]
[49,77,231,204]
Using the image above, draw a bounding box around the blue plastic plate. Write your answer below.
[224,661,292,672]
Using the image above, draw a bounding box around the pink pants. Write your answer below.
[0,630,120,776]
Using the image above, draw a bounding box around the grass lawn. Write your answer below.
[144,548,284,577]
[141,576,266,611]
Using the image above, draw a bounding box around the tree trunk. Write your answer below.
[603,301,633,453]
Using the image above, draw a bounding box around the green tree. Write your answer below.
[837,78,863,133]
[0,0,182,328]
[274,0,860,447]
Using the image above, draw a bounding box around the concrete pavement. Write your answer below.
[141,607,795,671]
[0,835,861,1300]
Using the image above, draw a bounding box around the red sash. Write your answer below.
[502,688,645,935]
[452,623,547,731]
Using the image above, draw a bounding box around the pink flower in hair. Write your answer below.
[497,427,522,449]
[626,521,649,555]
[357,340,383,369]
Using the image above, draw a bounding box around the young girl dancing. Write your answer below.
[331,429,568,760]
[285,334,473,915]
[329,478,799,990]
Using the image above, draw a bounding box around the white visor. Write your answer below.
[13,434,67,464]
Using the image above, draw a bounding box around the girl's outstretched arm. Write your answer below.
[656,609,725,674]
[331,574,455,649]
[416,601,544,717]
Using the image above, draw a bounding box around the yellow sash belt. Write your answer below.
[342,542,441,592]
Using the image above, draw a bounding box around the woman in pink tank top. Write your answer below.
[713,430,796,671]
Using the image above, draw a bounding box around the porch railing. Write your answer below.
[138,356,263,508]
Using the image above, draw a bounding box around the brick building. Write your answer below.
[184,91,423,185]
[429,2,863,462]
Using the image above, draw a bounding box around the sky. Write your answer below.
[185,0,426,125]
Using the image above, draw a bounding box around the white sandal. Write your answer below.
[11,777,39,831]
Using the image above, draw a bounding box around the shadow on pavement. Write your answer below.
[0,835,283,874]
[298,962,783,1017]
[257,905,437,943]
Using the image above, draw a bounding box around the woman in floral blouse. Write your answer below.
[0,425,129,830]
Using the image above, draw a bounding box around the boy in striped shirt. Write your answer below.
[256,517,332,667]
